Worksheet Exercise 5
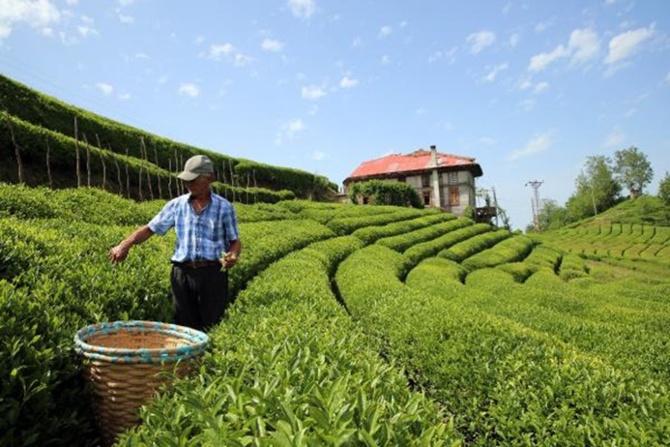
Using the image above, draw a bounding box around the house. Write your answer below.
[343,145,483,216]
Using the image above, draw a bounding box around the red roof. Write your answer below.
[346,149,481,180]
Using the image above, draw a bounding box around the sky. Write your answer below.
[1,0,669,229]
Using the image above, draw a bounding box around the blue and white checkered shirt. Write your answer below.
[148,192,240,263]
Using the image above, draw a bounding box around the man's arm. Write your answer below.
[108,225,155,263]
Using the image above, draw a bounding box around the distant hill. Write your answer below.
[0,74,337,202]
[566,196,670,229]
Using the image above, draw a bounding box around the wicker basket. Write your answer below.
[74,321,209,446]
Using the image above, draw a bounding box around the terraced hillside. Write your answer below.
[0,74,336,202]
[2,184,669,446]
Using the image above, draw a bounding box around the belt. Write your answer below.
[172,260,222,269]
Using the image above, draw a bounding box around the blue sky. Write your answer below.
[1,0,669,228]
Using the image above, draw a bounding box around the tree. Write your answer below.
[537,199,570,231]
[566,155,621,220]
[613,146,653,198]
[659,172,670,205]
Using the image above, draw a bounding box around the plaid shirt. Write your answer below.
[148,192,239,262]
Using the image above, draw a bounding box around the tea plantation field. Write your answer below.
[2,184,669,446]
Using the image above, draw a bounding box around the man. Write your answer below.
[108,155,241,332]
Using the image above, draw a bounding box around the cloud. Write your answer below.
[118,92,131,101]
[352,36,362,47]
[207,42,252,66]
[509,132,553,160]
[482,63,508,82]
[65,0,77,4]
[533,81,549,93]
[301,85,326,100]
[666,72,670,84]
[534,20,552,33]
[288,0,315,19]
[381,55,390,64]
[603,129,625,147]
[509,33,520,48]
[339,76,358,88]
[0,0,61,39]
[208,42,235,59]
[118,0,134,6]
[261,38,283,52]
[311,150,326,160]
[529,45,569,72]
[77,24,97,37]
[568,28,599,65]
[95,82,113,95]
[178,83,200,97]
[275,118,306,145]
[528,28,600,72]
[605,26,654,64]
[378,25,392,38]
[118,13,134,24]
[428,46,457,64]
[467,30,495,54]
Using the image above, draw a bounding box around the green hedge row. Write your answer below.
[119,236,459,445]
[0,183,297,224]
[0,75,335,198]
[351,213,454,245]
[348,179,423,208]
[405,258,466,298]
[336,245,670,444]
[0,217,173,446]
[403,222,488,267]
[461,235,535,271]
[439,228,511,262]
[376,218,469,252]
[0,113,295,204]
[326,208,431,235]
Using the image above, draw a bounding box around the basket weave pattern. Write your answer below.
[74,321,208,446]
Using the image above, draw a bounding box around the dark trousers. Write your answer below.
[170,265,229,332]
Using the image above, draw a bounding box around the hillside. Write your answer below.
[2,183,669,446]
[0,74,337,202]
[567,195,670,228]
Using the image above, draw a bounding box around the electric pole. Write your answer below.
[525,180,544,231]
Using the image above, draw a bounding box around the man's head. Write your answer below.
[178,155,215,196]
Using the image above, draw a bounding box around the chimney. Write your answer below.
[430,145,438,167]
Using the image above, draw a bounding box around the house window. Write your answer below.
[422,174,431,188]
[423,192,431,206]
[447,172,459,185]
[449,186,460,206]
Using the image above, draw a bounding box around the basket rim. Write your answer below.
[74,320,209,363]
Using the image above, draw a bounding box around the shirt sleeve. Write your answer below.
[223,203,240,243]
[148,200,176,235]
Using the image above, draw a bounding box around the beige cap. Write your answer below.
[177,155,214,181]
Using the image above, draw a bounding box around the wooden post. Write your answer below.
[95,134,107,190]
[153,144,162,199]
[252,169,258,204]
[140,138,153,200]
[246,173,250,204]
[228,160,236,202]
[220,160,228,185]
[45,137,53,188]
[168,158,173,197]
[109,144,122,196]
[174,149,181,195]
[5,115,24,183]
[74,116,81,187]
[82,133,91,187]
[125,147,131,198]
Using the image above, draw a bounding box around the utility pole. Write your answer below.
[491,186,500,227]
[525,180,544,231]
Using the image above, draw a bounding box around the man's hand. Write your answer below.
[221,251,239,269]
[108,243,131,263]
